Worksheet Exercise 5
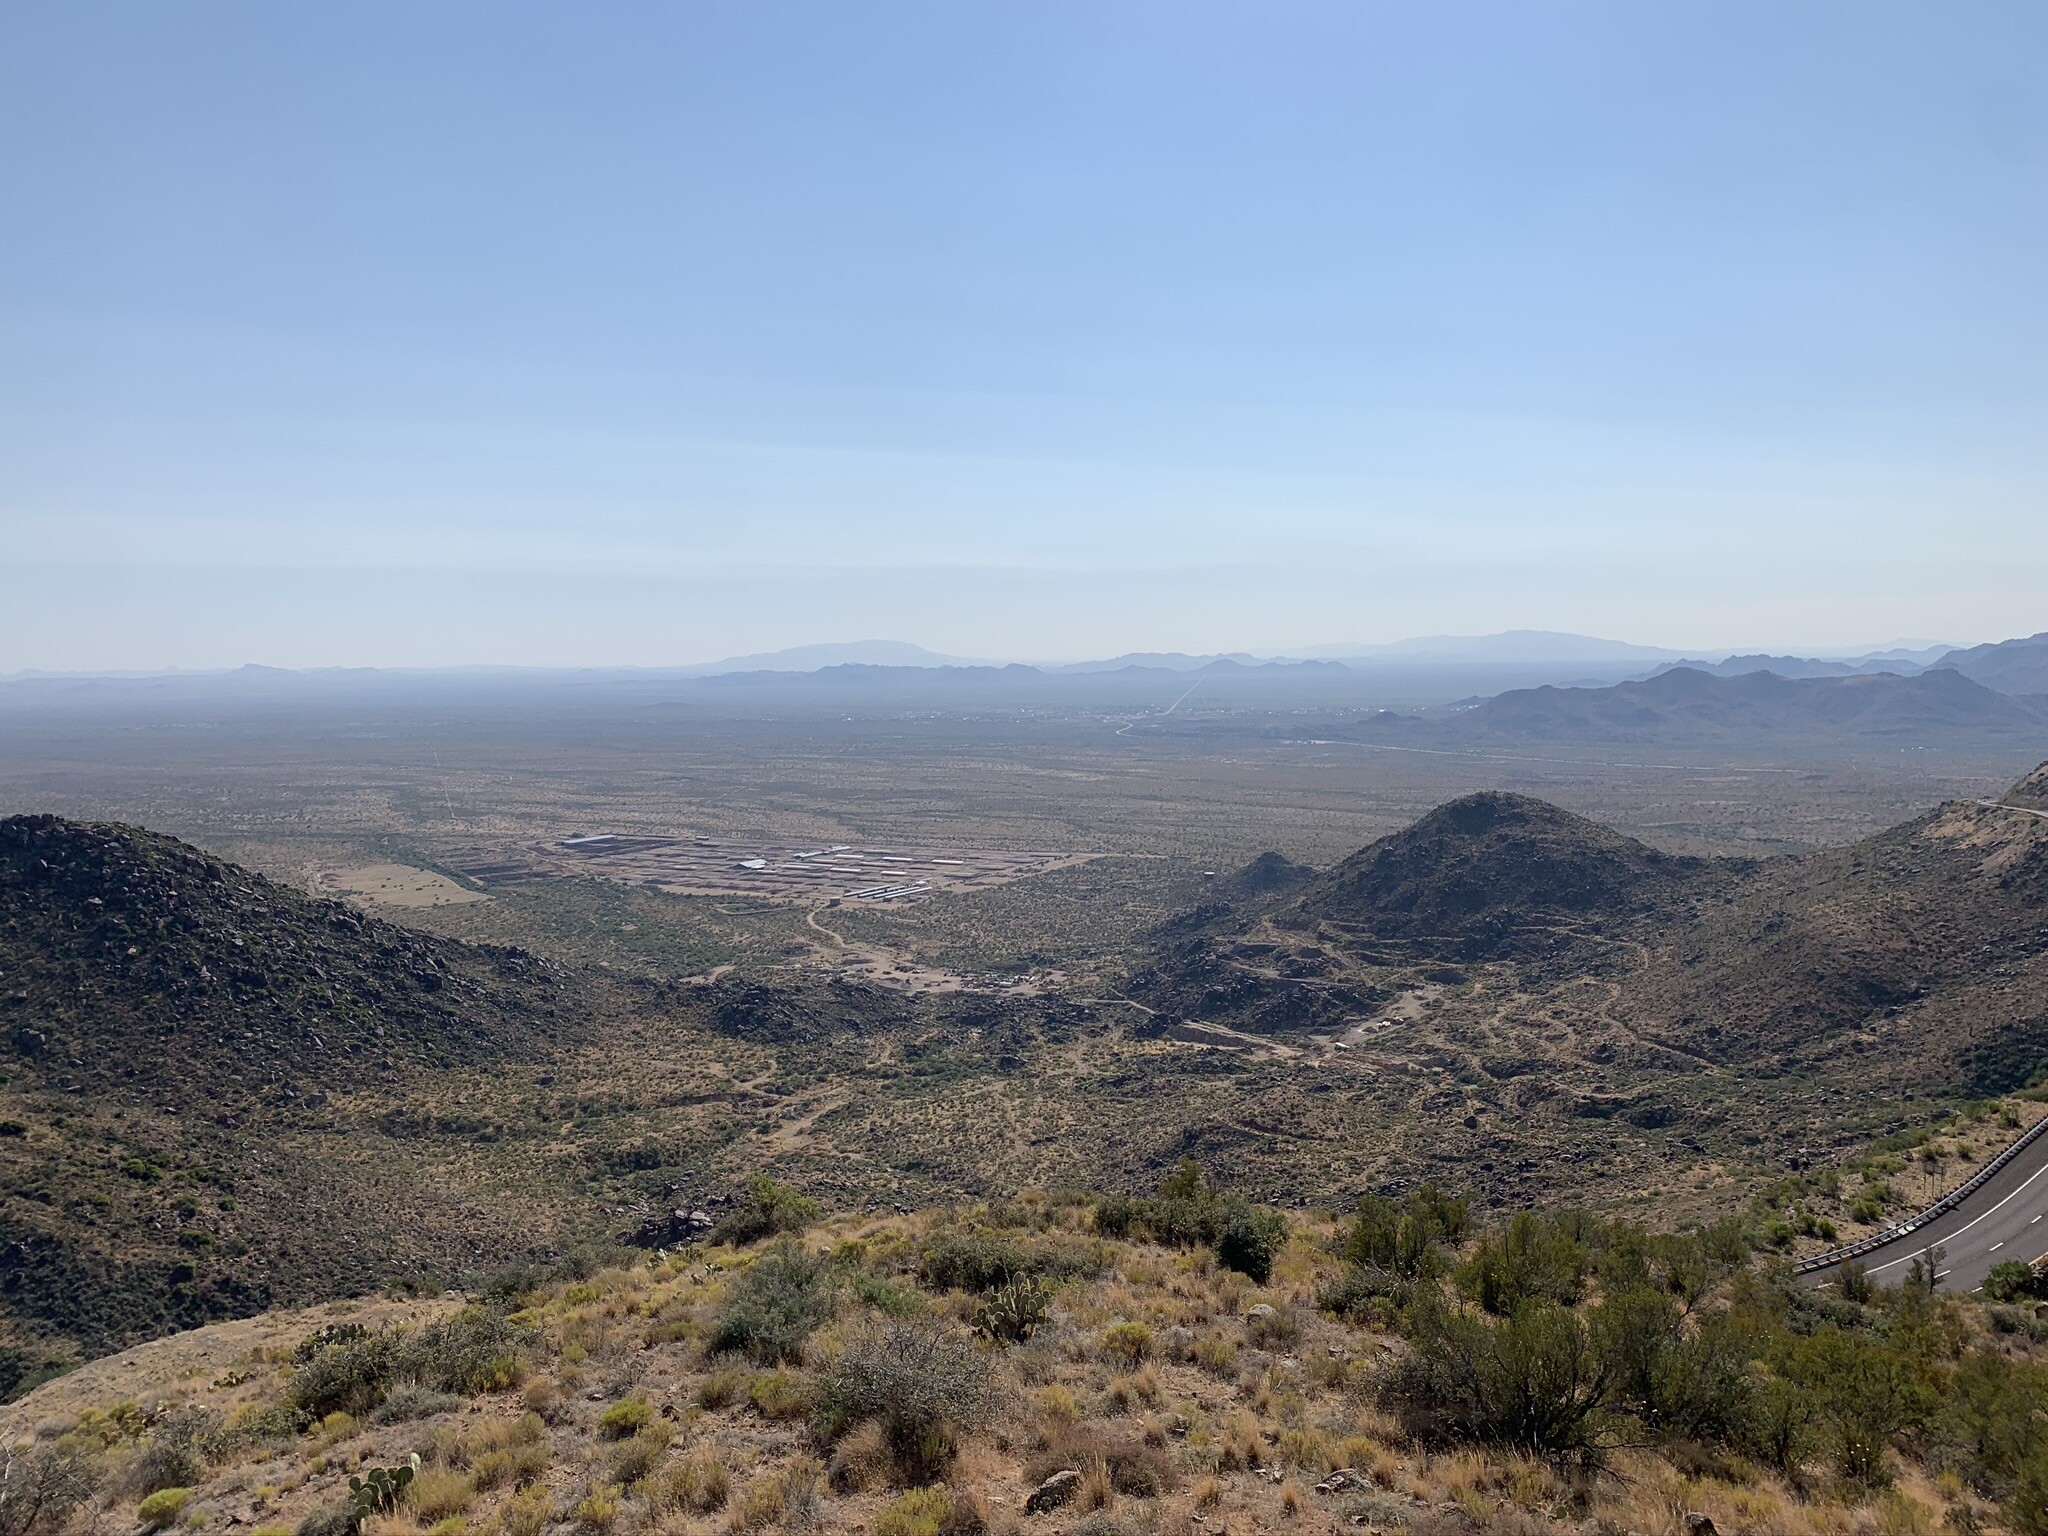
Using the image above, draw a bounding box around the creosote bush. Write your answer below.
[711,1242,836,1364]
[286,1309,528,1425]
[820,1317,1000,1485]
[1093,1160,1287,1282]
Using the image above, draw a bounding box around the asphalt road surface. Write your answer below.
[1804,1134,2048,1294]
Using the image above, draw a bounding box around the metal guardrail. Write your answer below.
[1795,1110,2048,1275]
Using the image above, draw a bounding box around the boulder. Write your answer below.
[1025,1471,1082,1515]
[627,1208,717,1249]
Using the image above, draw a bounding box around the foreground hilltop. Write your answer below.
[7,1171,2047,1536]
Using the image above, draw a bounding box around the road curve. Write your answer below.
[1802,1132,2048,1294]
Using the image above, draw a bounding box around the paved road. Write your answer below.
[1803,1133,2048,1294]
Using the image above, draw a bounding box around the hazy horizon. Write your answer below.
[6,3,2046,671]
[0,627,2003,682]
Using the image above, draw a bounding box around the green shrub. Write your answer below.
[1457,1212,1589,1316]
[1778,1326,1932,1486]
[1343,1186,1467,1279]
[293,1324,370,1363]
[1988,1260,2044,1304]
[400,1307,527,1396]
[597,1397,654,1439]
[874,1486,954,1536]
[288,1331,399,1421]
[1316,1263,1404,1323]
[2013,1439,2048,1536]
[713,1244,836,1364]
[853,1271,929,1318]
[712,1177,823,1247]
[918,1233,1030,1292]
[137,1488,194,1531]
[1094,1161,1284,1282]
[749,1369,818,1420]
[1379,1298,1611,1457]
[1215,1199,1287,1283]
[918,1231,1098,1293]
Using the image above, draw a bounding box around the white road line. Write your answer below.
[1992,1243,2005,1252]
[2032,1215,2042,1224]
[1860,1154,2048,1277]
[1979,800,2048,823]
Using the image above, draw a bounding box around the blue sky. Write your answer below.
[3,2,2044,668]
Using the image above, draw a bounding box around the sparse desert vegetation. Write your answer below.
[11,1168,2048,1536]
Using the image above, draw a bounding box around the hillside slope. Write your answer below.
[1620,790,2048,1087]
[0,816,595,1390]
[1,814,576,1109]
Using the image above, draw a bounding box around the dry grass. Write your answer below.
[665,1448,732,1514]
[9,1204,2018,1536]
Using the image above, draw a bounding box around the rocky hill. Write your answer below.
[1618,787,2048,1088]
[1,814,576,1109]
[0,816,595,1390]
[2007,763,2048,810]
[1128,763,2048,1153]
[1292,791,1723,961]
[4,1165,2041,1536]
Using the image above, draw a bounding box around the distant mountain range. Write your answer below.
[23,633,2048,712]
[678,630,1994,682]
[1326,665,2048,747]
[1933,632,2048,696]
[1647,654,1939,681]
[674,640,988,675]
[1294,630,1698,664]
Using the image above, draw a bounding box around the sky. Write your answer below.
[3,2,2045,670]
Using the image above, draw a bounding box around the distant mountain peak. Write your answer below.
[685,640,985,676]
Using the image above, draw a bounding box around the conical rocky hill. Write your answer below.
[1292,791,1720,959]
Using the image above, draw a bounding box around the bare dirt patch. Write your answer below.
[312,863,491,909]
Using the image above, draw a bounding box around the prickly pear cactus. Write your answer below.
[347,1453,421,1528]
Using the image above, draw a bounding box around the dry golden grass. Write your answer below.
[406,1469,475,1523]
[8,1203,2021,1536]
